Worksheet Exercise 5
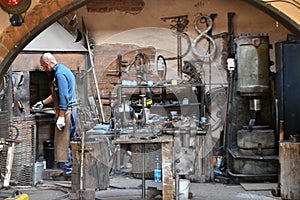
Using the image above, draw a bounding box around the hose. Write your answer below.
[155,55,167,80]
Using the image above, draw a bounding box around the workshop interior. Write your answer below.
[0,0,299,199]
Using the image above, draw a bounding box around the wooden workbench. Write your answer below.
[115,134,174,200]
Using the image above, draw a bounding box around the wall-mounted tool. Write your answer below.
[155,55,167,81]
[161,15,189,78]
[82,17,105,123]
[227,12,236,58]
[182,60,203,83]
[123,52,149,85]
[74,29,83,43]
[191,14,217,59]
[103,54,125,79]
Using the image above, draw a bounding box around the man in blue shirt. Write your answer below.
[33,52,78,179]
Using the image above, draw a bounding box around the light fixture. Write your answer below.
[0,0,31,26]
[9,14,23,26]
[0,0,31,14]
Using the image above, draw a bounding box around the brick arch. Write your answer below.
[0,0,90,77]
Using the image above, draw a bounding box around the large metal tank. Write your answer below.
[236,35,270,96]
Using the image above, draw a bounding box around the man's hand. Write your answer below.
[56,116,65,131]
[32,101,44,110]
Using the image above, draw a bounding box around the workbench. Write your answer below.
[115,134,174,200]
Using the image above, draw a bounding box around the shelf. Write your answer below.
[120,83,204,88]
[116,83,206,122]
[151,103,201,108]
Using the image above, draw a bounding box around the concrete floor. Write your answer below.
[0,176,281,200]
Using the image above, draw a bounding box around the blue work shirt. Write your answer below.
[53,63,78,110]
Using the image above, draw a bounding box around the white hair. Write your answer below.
[41,52,57,64]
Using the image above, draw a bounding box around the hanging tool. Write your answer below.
[191,14,217,59]
[161,15,189,78]
[3,141,15,187]
[227,12,236,58]
[82,17,105,123]
[79,113,86,200]
[117,54,122,78]
[103,54,125,78]
[74,29,83,43]
[156,55,167,81]
[2,138,21,188]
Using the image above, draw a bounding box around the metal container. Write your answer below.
[34,162,44,185]
[249,99,261,111]
[0,111,8,138]
[236,35,270,96]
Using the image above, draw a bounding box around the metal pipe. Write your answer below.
[175,173,179,200]
[79,126,85,199]
[177,31,182,78]
[116,144,120,172]
[164,32,191,61]
[142,144,146,199]
[83,19,105,123]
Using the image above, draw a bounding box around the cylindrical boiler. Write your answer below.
[236,35,270,96]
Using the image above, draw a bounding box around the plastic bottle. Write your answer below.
[154,155,162,182]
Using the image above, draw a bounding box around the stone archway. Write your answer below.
[0,0,90,77]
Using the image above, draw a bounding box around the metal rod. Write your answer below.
[116,144,120,172]
[80,131,85,199]
[142,144,146,199]
[82,18,105,123]
[177,32,182,78]
[32,124,37,187]
[90,50,105,123]
[175,173,179,200]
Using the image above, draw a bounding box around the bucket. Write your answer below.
[34,162,44,185]
[179,179,190,200]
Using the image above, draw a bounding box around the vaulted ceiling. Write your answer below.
[245,0,300,35]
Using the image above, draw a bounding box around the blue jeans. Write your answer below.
[59,108,77,176]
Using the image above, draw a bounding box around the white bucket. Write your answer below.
[34,162,44,185]
[179,179,190,200]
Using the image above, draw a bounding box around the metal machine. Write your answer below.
[225,34,278,182]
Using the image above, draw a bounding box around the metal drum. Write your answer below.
[236,35,270,96]
[0,111,8,138]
